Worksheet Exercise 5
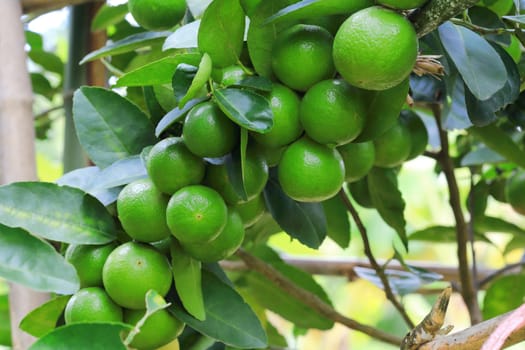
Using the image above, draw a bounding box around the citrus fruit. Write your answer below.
[505,171,525,215]
[300,79,365,146]
[278,137,345,202]
[204,149,269,205]
[183,101,239,158]
[64,287,122,324]
[337,141,375,183]
[65,243,117,288]
[377,0,428,10]
[373,122,412,168]
[182,209,245,262]
[400,110,428,160]
[146,137,205,195]
[156,338,180,350]
[505,35,522,64]
[235,193,266,228]
[124,308,184,350]
[256,144,286,167]
[128,0,186,31]
[117,178,171,243]
[213,65,247,86]
[166,185,228,244]
[102,242,172,309]
[252,84,302,148]
[354,78,410,142]
[333,6,418,90]
[348,177,374,208]
[272,24,336,91]
[478,0,513,16]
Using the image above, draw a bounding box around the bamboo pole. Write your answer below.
[0,1,49,349]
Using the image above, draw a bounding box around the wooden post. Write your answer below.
[0,1,49,348]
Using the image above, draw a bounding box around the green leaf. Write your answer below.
[0,182,117,244]
[409,225,491,243]
[73,86,156,168]
[80,31,170,64]
[169,270,267,349]
[91,3,128,31]
[154,84,178,111]
[116,54,202,87]
[170,242,206,321]
[57,167,121,206]
[247,0,297,78]
[483,274,525,319]
[502,14,525,25]
[263,174,326,249]
[474,216,525,236]
[179,53,212,108]
[29,323,131,350]
[163,20,200,50]
[461,146,505,166]
[20,296,71,337]
[31,73,55,99]
[0,294,10,346]
[198,0,245,68]
[322,194,350,248]
[214,88,273,133]
[172,64,198,103]
[28,50,64,75]
[155,97,208,137]
[465,44,520,126]
[232,76,273,92]
[242,246,334,330]
[0,224,79,294]
[469,124,525,169]
[224,131,250,201]
[438,22,507,100]
[25,30,43,50]
[467,181,489,218]
[89,155,147,190]
[264,0,373,24]
[367,168,407,248]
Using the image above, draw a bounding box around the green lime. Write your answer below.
[183,102,239,158]
[278,137,345,202]
[102,242,172,309]
[181,209,245,262]
[124,308,185,350]
[337,141,375,183]
[300,79,365,146]
[272,24,336,91]
[252,83,302,148]
[117,178,171,243]
[64,287,122,324]
[65,243,117,288]
[373,122,412,168]
[235,193,266,228]
[146,137,205,195]
[128,0,186,31]
[166,185,228,244]
[400,110,428,160]
[333,7,418,90]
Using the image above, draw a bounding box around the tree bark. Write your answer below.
[0,1,49,349]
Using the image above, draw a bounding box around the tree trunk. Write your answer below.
[0,1,49,349]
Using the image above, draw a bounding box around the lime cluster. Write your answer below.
[62,3,432,349]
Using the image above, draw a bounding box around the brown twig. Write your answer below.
[235,249,403,346]
[339,189,415,329]
[431,104,482,324]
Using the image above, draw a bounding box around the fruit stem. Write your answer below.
[235,249,404,346]
[338,189,416,329]
[431,103,482,325]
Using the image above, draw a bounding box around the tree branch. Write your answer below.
[339,189,415,329]
[432,104,482,324]
[235,249,403,346]
[419,309,525,349]
[410,0,479,37]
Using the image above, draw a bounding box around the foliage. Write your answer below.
[4,0,525,349]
